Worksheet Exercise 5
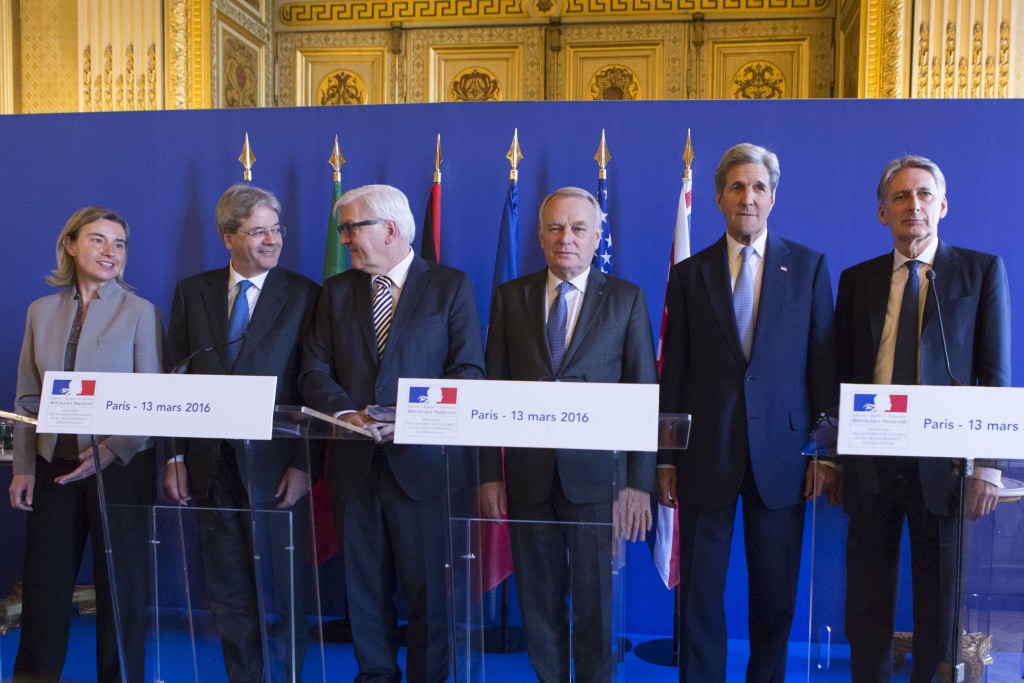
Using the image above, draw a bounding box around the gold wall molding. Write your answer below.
[550,22,685,100]
[408,26,543,102]
[861,0,905,97]
[700,18,829,98]
[294,45,388,105]
[835,0,860,97]
[212,0,271,107]
[278,30,398,104]
[0,0,14,113]
[911,1,1018,98]
[277,0,833,29]
[427,44,526,102]
[20,0,77,113]
[78,0,163,112]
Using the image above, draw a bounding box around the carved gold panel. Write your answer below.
[551,23,685,101]
[696,19,830,99]
[408,27,544,103]
[216,15,264,107]
[427,45,524,103]
[836,0,860,97]
[565,44,663,100]
[708,40,809,98]
[294,47,388,105]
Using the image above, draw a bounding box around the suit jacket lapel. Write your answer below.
[923,239,959,333]
[352,270,378,365]
[751,233,792,353]
[234,267,286,370]
[380,256,429,368]
[866,254,893,362]
[523,271,552,372]
[563,267,605,370]
[200,268,231,370]
[700,236,746,365]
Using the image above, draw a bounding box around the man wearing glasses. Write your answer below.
[164,183,320,682]
[300,184,484,683]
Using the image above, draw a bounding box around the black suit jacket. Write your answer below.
[479,267,658,505]
[299,255,485,502]
[836,239,1011,515]
[165,266,320,503]
[658,232,836,509]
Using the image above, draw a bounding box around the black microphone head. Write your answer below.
[926,269,936,281]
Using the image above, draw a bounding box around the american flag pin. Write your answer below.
[780,266,788,272]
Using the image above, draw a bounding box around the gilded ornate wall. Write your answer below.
[3,0,1019,114]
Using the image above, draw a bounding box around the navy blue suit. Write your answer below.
[299,255,484,683]
[166,265,320,683]
[836,240,1010,682]
[659,232,835,682]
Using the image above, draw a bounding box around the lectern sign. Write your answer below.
[37,371,277,440]
[394,378,658,451]
[838,383,1024,459]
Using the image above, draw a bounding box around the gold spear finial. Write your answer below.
[682,128,694,181]
[506,128,523,182]
[328,135,346,183]
[594,129,611,180]
[433,134,442,183]
[238,132,256,182]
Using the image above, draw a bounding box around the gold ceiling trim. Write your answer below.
[279,0,830,27]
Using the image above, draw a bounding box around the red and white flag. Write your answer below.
[652,169,692,589]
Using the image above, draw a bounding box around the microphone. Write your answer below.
[925,269,964,387]
[170,333,246,375]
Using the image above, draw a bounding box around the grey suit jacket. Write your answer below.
[14,279,163,476]
[480,267,658,505]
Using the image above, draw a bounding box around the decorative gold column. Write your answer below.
[861,0,910,97]
[165,0,209,109]
[0,0,14,113]
[79,0,163,112]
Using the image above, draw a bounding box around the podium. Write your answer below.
[400,377,688,681]
[807,384,1024,682]
[102,405,368,683]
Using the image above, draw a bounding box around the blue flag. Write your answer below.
[594,176,612,273]
[493,179,519,289]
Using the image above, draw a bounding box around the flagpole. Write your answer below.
[238,132,255,182]
[593,129,613,273]
[636,129,695,669]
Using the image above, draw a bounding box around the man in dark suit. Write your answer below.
[836,155,1010,682]
[479,186,657,682]
[299,184,485,683]
[657,143,837,682]
[164,183,320,683]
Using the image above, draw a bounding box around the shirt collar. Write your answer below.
[378,247,415,289]
[725,229,769,261]
[547,267,591,295]
[229,265,270,291]
[892,239,939,271]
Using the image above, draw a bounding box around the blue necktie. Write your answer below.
[733,245,755,362]
[546,281,572,372]
[892,260,920,384]
[227,279,252,368]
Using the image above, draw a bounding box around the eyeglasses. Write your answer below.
[236,225,287,239]
[337,219,381,237]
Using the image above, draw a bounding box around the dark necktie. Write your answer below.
[372,275,394,359]
[227,279,252,368]
[733,245,755,362]
[891,260,920,384]
[546,281,572,371]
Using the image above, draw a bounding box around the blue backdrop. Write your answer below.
[1,99,1021,646]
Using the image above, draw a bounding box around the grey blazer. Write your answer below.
[13,279,163,476]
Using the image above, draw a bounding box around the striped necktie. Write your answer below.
[372,275,394,359]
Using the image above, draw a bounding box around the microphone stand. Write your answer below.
[927,269,968,683]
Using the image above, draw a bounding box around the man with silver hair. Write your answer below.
[300,184,485,683]
[658,143,837,682]
[836,155,1010,681]
[480,186,657,682]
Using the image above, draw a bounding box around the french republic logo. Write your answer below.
[52,379,97,396]
[409,386,458,405]
[853,393,908,413]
